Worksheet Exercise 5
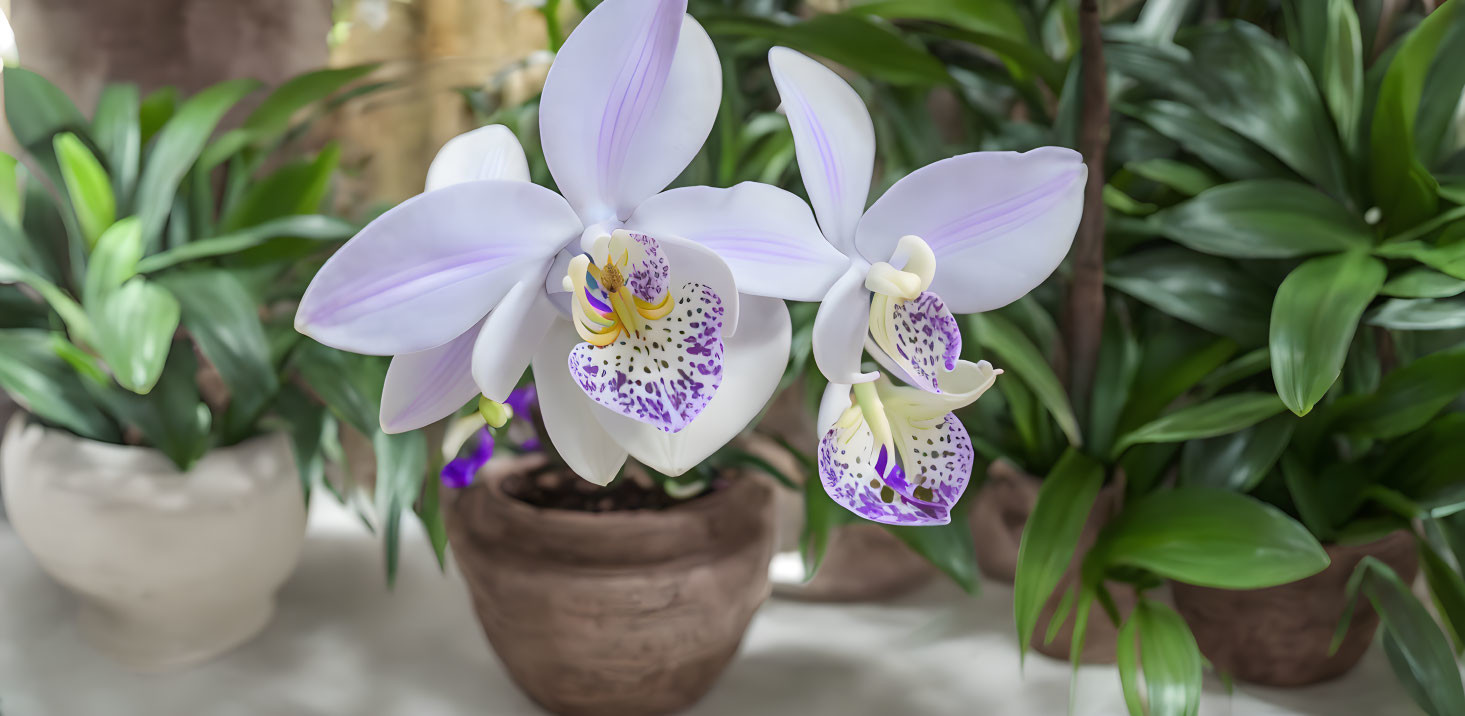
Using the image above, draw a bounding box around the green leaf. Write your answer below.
[138,87,179,145]
[1342,558,1465,716]
[1090,487,1329,589]
[0,153,20,226]
[1106,247,1269,345]
[135,215,356,273]
[90,278,181,394]
[801,452,855,578]
[1087,304,1142,458]
[3,68,89,153]
[1152,180,1371,259]
[52,133,116,249]
[134,79,262,251]
[81,218,143,308]
[158,270,278,430]
[90,84,141,209]
[1368,297,1465,330]
[885,511,979,594]
[849,0,1064,90]
[1124,158,1218,197]
[1179,23,1349,199]
[1180,413,1295,492]
[1331,347,1465,440]
[1118,100,1294,183]
[86,340,212,470]
[1370,0,1462,230]
[701,13,951,87]
[0,330,118,440]
[218,144,339,232]
[0,254,92,344]
[1117,600,1203,716]
[1418,537,1465,655]
[968,313,1080,446]
[373,428,428,586]
[240,65,378,143]
[1375,240,1465,280]
[1112,393,1286,459]
[1013,449,1103,658]
[1319,0,1364,147]
[1382,268,1465,298]
[290,340,383,435]
[1270,252,1386,416]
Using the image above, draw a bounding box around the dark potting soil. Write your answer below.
[502,468,717,513]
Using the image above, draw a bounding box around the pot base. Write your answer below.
[79,596,275,673]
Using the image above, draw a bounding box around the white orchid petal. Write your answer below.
[769,46,875,251]
[0,7,17,66]
[626,183,850,301]
[591,296,790,475]
[812,263,879,385]
[296,181,581,355]
[532,319,629,485]
[540,0,720,222]
[816,380,853,436]
[425,125,531,192]
[471,276,558,401]
[816,405,955,526]
[854,148,1087,314]
[657,233,740,337]
[379,320,484,434]
[868,291,961,393]
[879,359,1001,420]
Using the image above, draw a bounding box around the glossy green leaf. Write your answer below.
[134,79,261,251]
[1113,393,1286,459]
[1118,100,1294,183]
[219,144,339,232]
[1419,537,1465,655]
[1087,303,1142,458]
[86,341,212,470]
[3,68,89,152]
[1090,487,1329,589]
[968,313,1080,446]
[0,255,91,344]
[849,0,1064,90]
[158,270,279,429]
[1368,297,1465,331]
[1270,252,1386,416]
[373,428,428,586]
[1370,0,1461,230]
[886,511,980,594]
[80,218,143,309]
[135,214,355,273]
[1119,332,1239,433]
[137,87,179,145]
[90,84,140,208]
[1107,248,1269,345]
[0,153,20,226]
[1153,180,1371,259]
[1382,268,1465,298]
[1013,449,1103,659]
[0,330,118,440]
[1180,413,1295,492]
[701,13,951,87]
[241,64,378,142]
[1342,558,1465,716]
[1375,240,1465,280]
[1124,158,1218,197]
[1331,347,1465,439]
[1319,0,1363,147]
[1116,600,1203,716]
[52,133,115,249]
[90,278,181,394]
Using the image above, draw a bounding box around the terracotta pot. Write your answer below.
[447,471,776,716]
[1173,530,1421,687]
[1,417,306,671]
[969,459,1133,663]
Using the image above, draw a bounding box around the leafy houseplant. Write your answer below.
[0,64,409,669]
[1014,0,1465,713]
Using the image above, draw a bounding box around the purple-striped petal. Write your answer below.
[869,291,961,393]
[817,411,951,526]
[379,319,484,434]
[425,125,530,192]
[854,148,1087,314]
[626,182,850,301]
[539,0,720,222]
[295,181,582,355]
[471,276,558,401]
[769,47,875,252]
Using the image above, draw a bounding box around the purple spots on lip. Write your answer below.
[883,291,961,393]
[621,232,670,304]
[567,281,725,433]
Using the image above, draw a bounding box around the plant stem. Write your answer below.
[1062,0,1110,424]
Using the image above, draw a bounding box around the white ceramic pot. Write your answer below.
[1,417,307,671]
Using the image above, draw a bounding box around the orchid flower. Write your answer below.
[439,385,538,489]
[295,0,801,485]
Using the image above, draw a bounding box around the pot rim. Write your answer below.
[472,466,760,529]
[5,412,289,467]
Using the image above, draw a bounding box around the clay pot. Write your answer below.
[969,459,1133,663]
[447,471,776,716]
[1173,530,1421,687]
[1,417,306,671]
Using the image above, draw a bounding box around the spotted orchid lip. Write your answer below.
[817,361,1000,526]
[859,236,962,394]
[565,231,726,434]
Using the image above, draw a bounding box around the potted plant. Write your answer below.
[0,64,401,670]
[1019,0,1465,713]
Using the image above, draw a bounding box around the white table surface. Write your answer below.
[0,497,1429,716]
